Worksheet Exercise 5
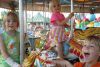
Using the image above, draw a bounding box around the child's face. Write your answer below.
[82,42,100,63]
[52,3,61,13]
[5,15,18,31]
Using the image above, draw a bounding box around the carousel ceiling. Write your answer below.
[0,0,100,13]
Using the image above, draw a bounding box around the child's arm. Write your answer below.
[46,59,73,67]
[0,35,21,67]
[67,12,74,20]
[0,35,8,58]
[56,12,74,26]
[54,59,74,67]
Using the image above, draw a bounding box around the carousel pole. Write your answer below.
[71,0,74,12]
[19,0,24,64]
[68,0,74,41]
[24,0,27,33]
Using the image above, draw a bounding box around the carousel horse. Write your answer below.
[23,27,100,67]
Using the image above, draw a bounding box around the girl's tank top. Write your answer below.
[0,31,20,67]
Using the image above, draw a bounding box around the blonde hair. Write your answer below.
[84,36,100,61]
[49,0,60,12]
[3,12,19,30]
[84,36,100,50]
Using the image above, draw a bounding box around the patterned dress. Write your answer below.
[49,12,68,43]
[0,31,20,67]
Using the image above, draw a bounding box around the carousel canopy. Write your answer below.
[28,13,50,23]
[0,0,100,13]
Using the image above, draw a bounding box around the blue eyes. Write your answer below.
[7,20,16,22]
[89,46,94,48]
[83,45,94,48]
[53,4,60,7]
[6,20,16,23]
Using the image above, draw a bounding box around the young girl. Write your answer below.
[0,12,21,67]
[48,0,74,58]
[48,35,100,67]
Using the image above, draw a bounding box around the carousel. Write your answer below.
[0,0,100,67]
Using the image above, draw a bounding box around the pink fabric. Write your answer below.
[50,12,65,26]
[48,12,69,45]
[49,26,68,43]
